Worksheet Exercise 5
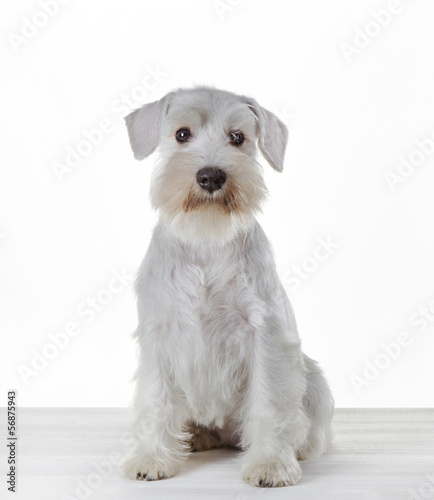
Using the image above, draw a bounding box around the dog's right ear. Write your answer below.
[124,93,172,160]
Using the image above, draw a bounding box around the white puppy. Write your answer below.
[122,86,333,488]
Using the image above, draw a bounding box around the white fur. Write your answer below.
[122,86,334,487]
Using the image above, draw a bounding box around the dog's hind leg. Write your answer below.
[186,422,222,452]
[297,354,334,461]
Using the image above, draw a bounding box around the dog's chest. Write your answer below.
[174,245,261,343]
[166,246,262,422]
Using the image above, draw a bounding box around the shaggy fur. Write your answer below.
[122,86,334,487]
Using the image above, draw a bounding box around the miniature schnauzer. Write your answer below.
[122,86,333,487]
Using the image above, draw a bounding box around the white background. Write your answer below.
[1,0,434,408]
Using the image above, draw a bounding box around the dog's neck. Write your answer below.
[159,209,257,247]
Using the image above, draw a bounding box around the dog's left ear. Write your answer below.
[245,98,288,172]
[124,93,172,160]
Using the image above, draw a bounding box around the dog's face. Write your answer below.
[125,87,288,243]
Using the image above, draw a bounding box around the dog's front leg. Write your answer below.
[122,345,190,481]
[240,337,310,487]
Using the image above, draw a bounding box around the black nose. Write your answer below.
[196,167,226,193]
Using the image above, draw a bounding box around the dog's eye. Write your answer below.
[229,131,244,146]
[176,128,191,143]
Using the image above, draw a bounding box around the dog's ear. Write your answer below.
[124,93,172,160]
[246,99,288,172]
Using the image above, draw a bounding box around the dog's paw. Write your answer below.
[121,455,175,481]
[188,426,221,452]
[242,458,302,488]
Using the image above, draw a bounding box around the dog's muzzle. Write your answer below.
[196,167,226,194]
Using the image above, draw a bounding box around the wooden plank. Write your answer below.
[0,408,433,499]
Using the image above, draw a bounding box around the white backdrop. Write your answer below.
[1,0,434,408]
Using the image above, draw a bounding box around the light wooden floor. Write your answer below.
[1,409,433,500]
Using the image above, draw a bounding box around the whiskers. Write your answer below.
[183,185,243,214]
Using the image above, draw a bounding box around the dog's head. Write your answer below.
[125,86,288,243]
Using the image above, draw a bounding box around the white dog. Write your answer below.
[122,86,333,488]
